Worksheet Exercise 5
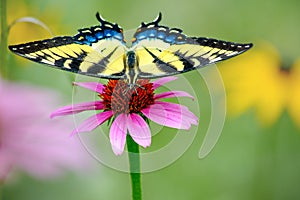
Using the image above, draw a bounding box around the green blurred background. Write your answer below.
[3,0,300,199]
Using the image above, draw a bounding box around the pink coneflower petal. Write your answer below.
[156,101,198,125]
[152,77,177,89]
[73,82,105,93]
[154,91,194,100]
[50,101,104,118]
[71,110,113,136]
[127,113,151,148]
[110,114,128,155]
[142,104,188,129]
[142,102,198,129]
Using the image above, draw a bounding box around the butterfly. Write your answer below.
[9,12,253,87]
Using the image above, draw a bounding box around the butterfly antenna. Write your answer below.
[133,87,139,95]
[124,83,145,95]
[125,84,136,95]
[136,84,145,90]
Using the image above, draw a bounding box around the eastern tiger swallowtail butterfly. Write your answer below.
[9,12,253,87]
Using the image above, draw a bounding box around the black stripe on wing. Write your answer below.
[143,47,178,73]
[8,36,86,74]
[174,38,253,73]
[9,36,73,54]
[137,38,253,79]
[8,36,126,79]
[194,37,253,58]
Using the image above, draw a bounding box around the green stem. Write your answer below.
[0,0,8,79]
[0,184,2,200]
[127,135,142,200]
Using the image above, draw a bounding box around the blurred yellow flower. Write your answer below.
[7,1,66,67]
[219,42,300,127]
[7,0,65,45]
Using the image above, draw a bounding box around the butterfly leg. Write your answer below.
[125,84,137,95]
[125,83,145,95]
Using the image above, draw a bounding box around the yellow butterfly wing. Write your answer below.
[9,13,126,79]
[132,13,252,78]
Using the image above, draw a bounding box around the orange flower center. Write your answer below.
[100,80,155,115]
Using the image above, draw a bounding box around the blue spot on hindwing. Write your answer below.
[86,35,97,43]
[73,17,125,45]
[104,29,112,37]
[165,34,176,44]
[136,32,147,40]
[113,33,123,40]
[132,26,187,46]
[95,32,103,39]
[148,29,157,37]
[157,31,166,40]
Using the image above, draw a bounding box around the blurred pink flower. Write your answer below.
[51,77,198,155]
[0,79,90,181]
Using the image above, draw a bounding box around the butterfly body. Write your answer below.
[9,13,253,87]
[125,51,139,87]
